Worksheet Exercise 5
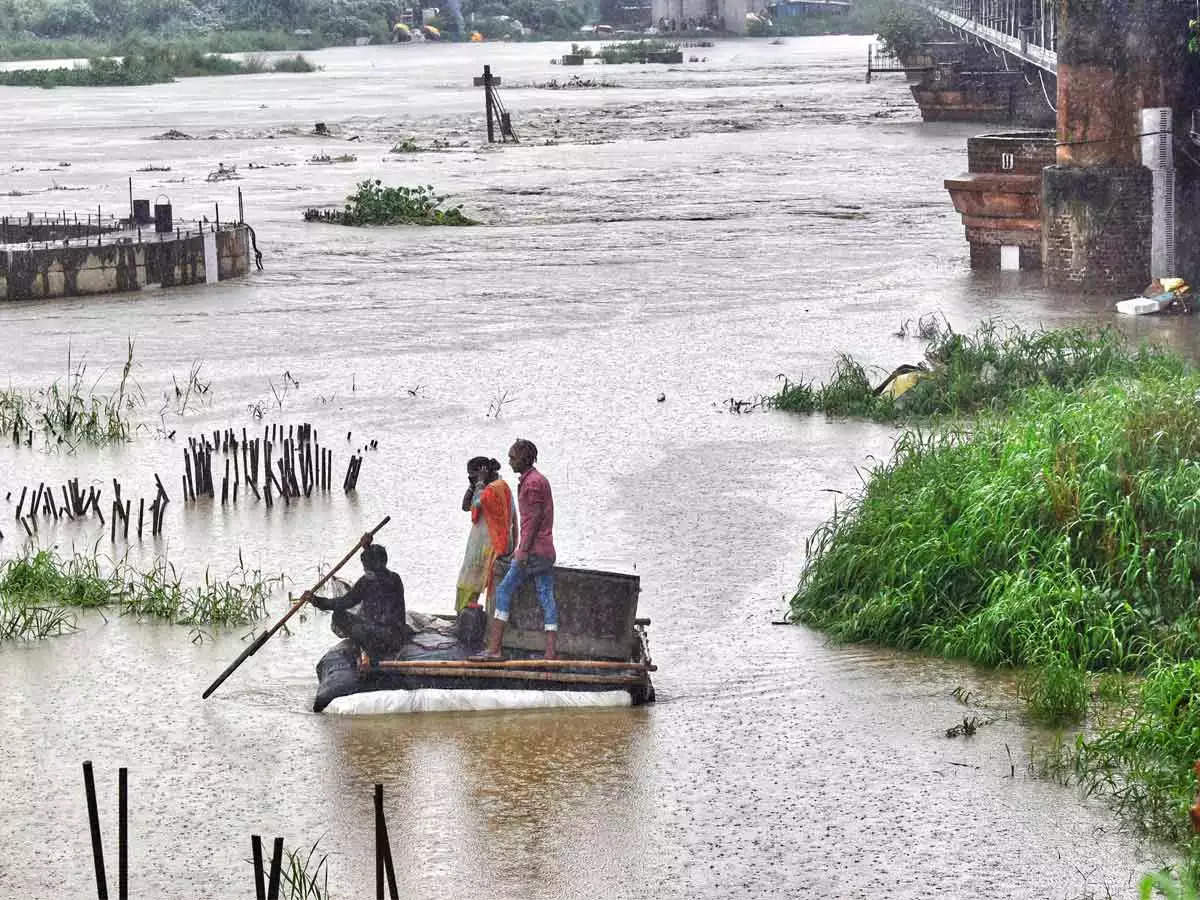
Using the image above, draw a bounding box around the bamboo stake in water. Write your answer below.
[82,761,108,900]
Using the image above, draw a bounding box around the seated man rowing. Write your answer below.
[302,534,408,664]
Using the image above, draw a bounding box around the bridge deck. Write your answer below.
[920,1,1058,75]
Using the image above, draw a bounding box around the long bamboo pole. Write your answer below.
[202,517,390,698]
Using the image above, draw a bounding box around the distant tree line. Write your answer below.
[0,0,607,43]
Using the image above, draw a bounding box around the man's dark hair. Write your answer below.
[512,438,538,463]
[361,544,388,572]
[467,456,491,472]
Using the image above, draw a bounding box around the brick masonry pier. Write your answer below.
[1043,0,1195,292]
[906,41,1056,128]
[945,130,1055,270]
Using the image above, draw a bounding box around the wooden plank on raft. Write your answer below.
[368,664,648,685]
[375,658,655,671]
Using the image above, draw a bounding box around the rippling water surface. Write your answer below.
[0,36,1187,899]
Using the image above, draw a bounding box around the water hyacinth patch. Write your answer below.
[304,181,477,227]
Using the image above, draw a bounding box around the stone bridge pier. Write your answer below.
[1043,0,1200,292]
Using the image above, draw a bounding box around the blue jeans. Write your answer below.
[494,560,557,631]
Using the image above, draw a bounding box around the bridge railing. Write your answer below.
[919,0,1058,73]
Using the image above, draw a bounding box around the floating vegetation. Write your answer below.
[0,547,283,641]
[535,75,618,89]
[304,180,477,227]
[598,39,682,64]
[271,54,318,73]
[206,163,241,182]
[771,321,1185,420]
[0,341,141,449]
[386,136,449,153]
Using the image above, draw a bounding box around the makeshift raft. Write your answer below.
[314,565,655,714]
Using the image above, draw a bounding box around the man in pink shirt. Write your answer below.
[473,438,558,660]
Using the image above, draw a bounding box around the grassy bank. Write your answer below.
[0,45,315,87]
[0,29,324,63]
[779,323,1200,877]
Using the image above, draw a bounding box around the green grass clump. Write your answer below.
[0,547,282,641]
[0,341,139,448]
[0,548,121,609]
[121,554,281,626]
[306,180,477,226]
[771,321,1185,421]
[251,839,330,899]
[1021,654,1090,725]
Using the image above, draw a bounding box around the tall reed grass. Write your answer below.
[792,375,1200,678]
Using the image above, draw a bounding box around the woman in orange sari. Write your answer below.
[455,457,516,612]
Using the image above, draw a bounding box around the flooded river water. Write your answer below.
[0,36,1186,899]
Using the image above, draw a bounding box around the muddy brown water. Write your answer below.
[0,36,1187,899]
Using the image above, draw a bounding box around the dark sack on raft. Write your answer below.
[456,604,487,654]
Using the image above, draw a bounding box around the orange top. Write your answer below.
[473,478,515,557]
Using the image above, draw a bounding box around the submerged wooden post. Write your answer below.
[251,835,267,900]
[375,784,399,899]
[118,767,127,900]
[82,761,109,900]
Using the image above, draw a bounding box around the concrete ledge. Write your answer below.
[0,223,251,301]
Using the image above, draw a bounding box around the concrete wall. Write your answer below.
[0,224,251,302]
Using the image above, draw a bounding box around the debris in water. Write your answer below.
[154,129,194,140]
[308,154,358,165]
[205,163,241,182]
